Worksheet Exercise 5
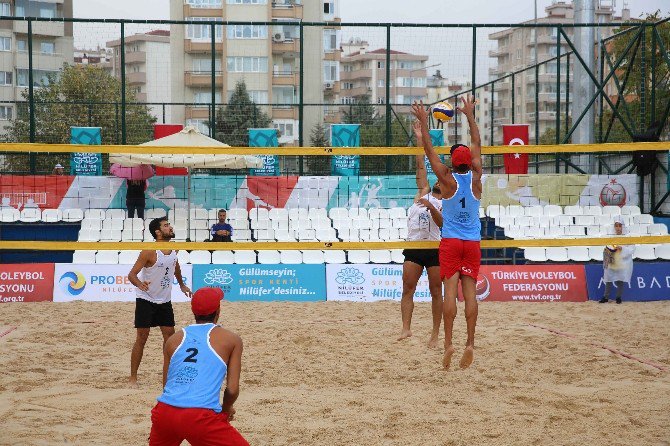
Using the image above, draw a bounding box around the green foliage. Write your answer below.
[5,64,155,173]
[215,80,272,146]
[305,122,330,174]
[309,122,328,147]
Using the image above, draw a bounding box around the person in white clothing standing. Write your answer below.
[600,218,635,304]
[128,217,191,387]
[398,121,444,348]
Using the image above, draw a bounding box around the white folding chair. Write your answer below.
[119,250,141,264]
[62,208,84,222]
[72,250,96,264]
[95,250,119,264]
[634,244,657,260]
[523,247,547,262]
[234,250,256,264]
[302,250,325,264]
[189,250,212,264]
[41,209,62,222]
[369,250,392,263]
[212,251,235,264]
[258,250,281,264]
[546,247,569,262]
[280,250,303,264]
[347,250,370,264]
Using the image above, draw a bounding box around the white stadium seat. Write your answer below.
[81,219,102,231]
[288,208,308,220]
[543,205,563,217]
[42,209,62,222]
[19,208,41,222]
[190,229,210,242]
[370,250,392,264]
[234,250,257,264]
[254,229,275,242]
[78,229,100,242]
[655,244,670,260]
[230,219,250,230]
[563,205,583,216]
[391,249,404,263]
[506,205,525,217]
[621,206,641,216]
[553,215,574,227]
[72,250,96,264]
[227,208,248,220]
[486,205,505,219]
[515,216,534,227]
[272,219,290,231]
[546,226,565,238]
[95,250,119,264]
[633,214,654,225]
[121,229,144,241]
[324,250,347,264]
[329,207,349,219]
[189,250,212,264]
[103,219,124,231]
[250,218,271,230]
[523,247,547,262]
[546,247,569,262]
[648,224,669,235]
[389,207,407,219]
[274,229,297,242]
[582,206,603,216]
[523,227,545,238]
[349,208,368,219]
[315,228,338,242]
[567,246,590,262]
[249,208,269,221]
[496,216,515,228]
[61,208,84,222]
[588,246,604,261]
[338,228,359,242]
[99,229,122,242]
[524,206,543,218]
[312,218,333,230]
[258,250,281,264]
[190,208,208,221]
[302,250,325,264]
[280,250,303,264]
[574,215,596,226]
[232,229,252,241]
[177,250,190,265]
[296,229,317,241]
[602,206,621,217]
[119,250,141,264]
[347,250,370,264]
[564,226,587,237]
[634,245,657,261]
[212,251,235,264]
[106,209,127,220]
[84,209,106,220]
[269,208,289,221]
[627,224,647,236]
[145,208,167,219]
[586,225,604,237]
[308,208,328,220]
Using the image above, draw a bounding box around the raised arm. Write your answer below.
[411,101,451,188]
[457,95,482,179]
[412,121,430,201]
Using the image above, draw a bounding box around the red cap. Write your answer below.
[451,145,472,167]
[191,287,224,316]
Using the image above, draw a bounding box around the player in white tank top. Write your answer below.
[127,217,192,387]
[398,120,445,349]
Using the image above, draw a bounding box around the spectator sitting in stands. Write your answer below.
[52,164,65,175]
[211,209,233,242]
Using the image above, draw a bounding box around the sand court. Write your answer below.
[1,300,669,445]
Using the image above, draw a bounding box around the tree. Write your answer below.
[306,122,330,174]
[215,80,272,146]
[342,94,377,126]
[6,64,156,172]
[309,122,328,147]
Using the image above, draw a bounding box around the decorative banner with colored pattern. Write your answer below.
[425,129,446,175]
[249,128,279,176]
[331,124,361,176]
[70,127,102,176]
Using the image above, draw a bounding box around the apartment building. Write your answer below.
[170,0,341,145]
[426,72,492,147]
[340,38,428,116]
[107,30,172,123]
[488,1,630,144]
[0,0,74,134]
[74,46,113,75]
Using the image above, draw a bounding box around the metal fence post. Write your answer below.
[210,22,216,139]
[598,44,604,143]
[511,74,515,124]
[298,22,304,173]
[650,23,656,125]
[555,26,561,173]
[639,24,646,132]
[121,22,127,145]
[535,62,539,172]
[27,18,35,172]
[565,52,570,138]
[385,25,392,148]
[471,25,476,98]
[489,81,494,147]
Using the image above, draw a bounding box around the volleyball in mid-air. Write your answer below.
[432,102,455,122]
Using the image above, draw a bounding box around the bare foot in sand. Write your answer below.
[128,377,139,389]
[460,346,474,369]
[443,345,455,369]
[397,329,412,341]
[427,333,439,349]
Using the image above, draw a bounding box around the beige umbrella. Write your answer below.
[110,126,263,239]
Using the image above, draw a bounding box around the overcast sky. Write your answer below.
[72,0,668,83]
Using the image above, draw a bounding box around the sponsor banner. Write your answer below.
[249,128,280,176]
[326,264,433,302]
[465,265,588,302]
[192,264,325,302]
[585,262,670,302]
[502,124,530,174]
[0,264,54,303]
[70,127,102,176]
[53,264,192,303]
[331,124,361,176]
[424,129,446,176]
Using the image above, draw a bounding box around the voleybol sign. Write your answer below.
[193,265,326,302]
[326,264,434,302]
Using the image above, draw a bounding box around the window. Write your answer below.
[39,5,56,18]
[397,77,425,88]
[340,96,354,105]
[227,24,268,39]
[549,46,558,57]
[17,40,27,52]
[0,37,10,51]
[377,61,385,69]
[272,20,299,40]
[192,58,222,73]
[193,90,222,105]
[226,57,268,73]
[377,97,385,104]
[323,1,334,15]
[342,82,353,90]
[397,61,421,70]
[227,89,268,104]
[323,29,337,52]
[342,64,353,72]
[187,0,223,7]
[273,121,294,138]
[530,47,536,62]
[227,0,266,3]
[0,71,12,86]
[272,86,295,108]
[323,60,338,82]
[40,42,55,55]
[0,106,12,120]
[516,49,521,60]
[0,2,10,15]
[530,29,535,42]
[187,17,223,42]
[377,79,384,87]
[16,69,59,87]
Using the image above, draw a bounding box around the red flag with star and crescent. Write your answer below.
[503,124,530,174]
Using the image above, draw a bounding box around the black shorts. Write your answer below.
[134,298,175,328]
[402,249,440,269]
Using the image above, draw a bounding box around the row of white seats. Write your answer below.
[506,224,668,240]
[496,213,656,228]
[524,244,670,262]
[486,204,641,219]
[80,217,251,232]
[73,249,407,265]
[0,208,84,223]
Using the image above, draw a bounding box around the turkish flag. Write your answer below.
[153,124,188,176]
[503,124,530,174]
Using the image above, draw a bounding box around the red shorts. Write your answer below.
[150,402,249,446]
[439,238,481,280]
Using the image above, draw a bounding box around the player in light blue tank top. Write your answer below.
[412,95,483,372]
[441,170,481,241]
[158,323,227,412]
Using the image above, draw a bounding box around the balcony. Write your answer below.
[13,21,65,37]
[126,72,146,85]
[272,71,298,86]
[488,48,507,58]
[185,71,224,87]
[185,106,211,120]
[526,111,557,121]
[271,1,303,19]
[271,107,298,120]
[184,40,224,53]
[340,68,372,81]
[271,37,300,55]
[125,51,146,65]
[183,4,223,17]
